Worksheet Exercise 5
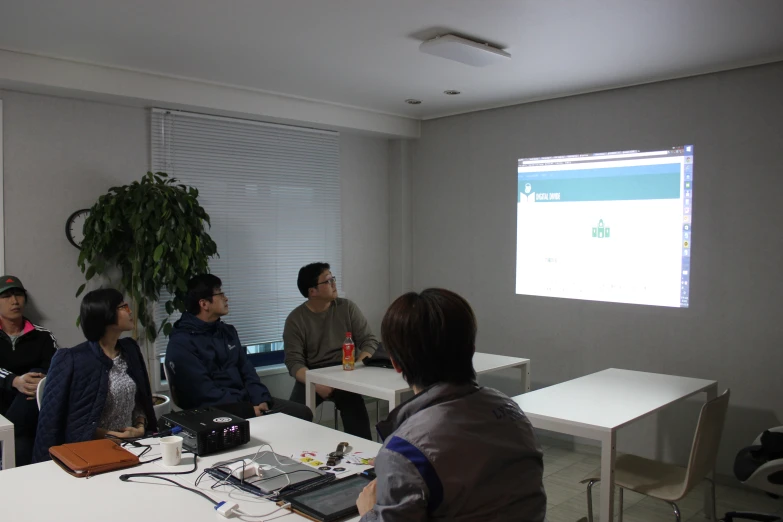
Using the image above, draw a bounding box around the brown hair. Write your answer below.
[381,288,477,388]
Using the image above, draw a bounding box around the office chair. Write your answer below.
[722,427,783,522]
[324,398,341,430]
[582,389,730,522]
[36,376,47,409]
[322,397,381,436]
[162,361,180,408]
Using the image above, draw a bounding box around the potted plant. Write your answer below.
[76,171,218,413]
[76,172,218,341]
[152,393,172,418]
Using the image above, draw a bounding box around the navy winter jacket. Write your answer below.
[32,338,158,463]
[164,313,272,410]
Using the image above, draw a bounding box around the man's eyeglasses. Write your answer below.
[117,303,131,313]
[315,276,337,287]
[199,292,226,302]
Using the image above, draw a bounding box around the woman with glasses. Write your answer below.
[32,289,158,462]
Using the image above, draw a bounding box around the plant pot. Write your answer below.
[152,394,172,418]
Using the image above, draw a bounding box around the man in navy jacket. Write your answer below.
[165,275,312,421]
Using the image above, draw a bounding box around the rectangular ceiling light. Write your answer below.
[419,34,511,67]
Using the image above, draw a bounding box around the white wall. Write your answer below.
[2,90,149,346]
[388,140,414,298]
[0,99,4,275]
[0,90,390,400]
[410,62,783,477]
[340,134,390,335]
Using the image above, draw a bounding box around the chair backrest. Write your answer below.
[162,361,180,408]
[681,389,731,493]
[36,376,47,410]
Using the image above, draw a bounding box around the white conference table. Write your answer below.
[0,414,380,522]
[305,352,531,415]
[513,368,718,522]
[0,413,14,469]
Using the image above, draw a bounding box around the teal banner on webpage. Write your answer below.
[517,172,681,203]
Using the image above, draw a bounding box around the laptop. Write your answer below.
[211,450,332,495]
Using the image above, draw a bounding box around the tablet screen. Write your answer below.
[288,474,371,520]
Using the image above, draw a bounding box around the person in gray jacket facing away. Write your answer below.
[356,288,546,522]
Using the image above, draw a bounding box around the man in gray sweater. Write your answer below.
[283,262,378,439]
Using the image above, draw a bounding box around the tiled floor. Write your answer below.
[320,404,782,521]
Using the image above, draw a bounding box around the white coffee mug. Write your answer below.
[160,435,183,466]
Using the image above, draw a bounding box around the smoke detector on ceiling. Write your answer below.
[419,34,511,67]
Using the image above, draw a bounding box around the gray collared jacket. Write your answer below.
[361,382,547,521]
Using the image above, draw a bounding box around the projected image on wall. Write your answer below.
[516,146,694,308]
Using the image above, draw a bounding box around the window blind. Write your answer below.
[150,109,341,358]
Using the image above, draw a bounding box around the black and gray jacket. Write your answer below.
[0,319,58,411]
[363,382,547,522]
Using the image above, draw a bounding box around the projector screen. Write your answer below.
[516,146,693,308]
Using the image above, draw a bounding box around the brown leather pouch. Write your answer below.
[49,439,140,478]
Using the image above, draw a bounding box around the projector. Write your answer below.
[159,406,250,456]
[419,34,511,67]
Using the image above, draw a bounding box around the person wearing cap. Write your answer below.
[283,262,379,439]
[0,275,58,466]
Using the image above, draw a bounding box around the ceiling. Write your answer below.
[1,0,782,120]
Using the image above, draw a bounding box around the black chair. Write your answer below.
[162,361,181,408]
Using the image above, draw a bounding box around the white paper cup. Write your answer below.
[160,435,183,466]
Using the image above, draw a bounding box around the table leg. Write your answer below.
[389,391,402,411]
[520,361,531,393]
[305,379,317,416]
[1,429,15,470]
[599,431,616,522]
[704,383,718,520]
[705,383,717,402]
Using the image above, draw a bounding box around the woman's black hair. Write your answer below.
[80,288,125,342]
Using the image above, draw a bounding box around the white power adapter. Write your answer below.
[215,501,238,518]
[227,459,260,480]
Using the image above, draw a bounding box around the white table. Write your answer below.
[305,352,531,415]
[0,413,14,469]
[0,414,381,521]
[513,368,717,522]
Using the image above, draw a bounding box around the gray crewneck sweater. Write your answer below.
[283,298,378,378]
